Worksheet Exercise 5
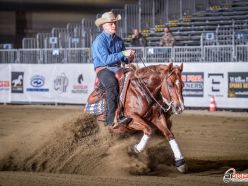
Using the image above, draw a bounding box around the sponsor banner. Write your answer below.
[10,64,95,104]
[1,63,247,108]
[11,71,24,93]
[0,64,11,103]
[228,72,248,98]
[51,64,95,103]
[11,65,53,102]
[149,63,248,108]
[182,72,204,97]
[27,75,49,92]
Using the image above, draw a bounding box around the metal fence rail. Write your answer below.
[22,38,37,49]
[204,45,233,62]
[19,49,40,64]
[174,46,202,62]
[145,47,172,63]
[1,45,248,64]
[36,33,51,49]
[0,49,17,63]
[236,45,248,62]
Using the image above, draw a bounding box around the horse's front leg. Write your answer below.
[152,113,188,173]
[128,114,152,153]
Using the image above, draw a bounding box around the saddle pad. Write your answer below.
[85,98,106,115]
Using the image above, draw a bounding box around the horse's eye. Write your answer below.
[168,82,173,88]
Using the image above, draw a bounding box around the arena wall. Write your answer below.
[0,63,248,109]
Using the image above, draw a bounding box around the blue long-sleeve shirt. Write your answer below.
[92,31,127,71]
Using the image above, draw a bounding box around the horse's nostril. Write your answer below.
[175,105,183,113]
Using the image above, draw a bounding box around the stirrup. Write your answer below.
[117,116,132,125]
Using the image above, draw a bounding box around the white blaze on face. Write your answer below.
[175,79,180,88]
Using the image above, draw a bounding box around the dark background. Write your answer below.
[0,0,138,47]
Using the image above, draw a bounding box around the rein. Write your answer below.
[133,55,176,112]
[137,78,171,112]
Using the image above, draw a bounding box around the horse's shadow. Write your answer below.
[135,143,248,176]
[187,159,248,175]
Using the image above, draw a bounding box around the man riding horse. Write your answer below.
[92,11,135,128]
[88,11,188,173]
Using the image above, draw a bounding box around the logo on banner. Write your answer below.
[72,74,88,94]
[228,72,248,98]
[208,73,224,97]
[54,73,69,93]
[26,75,49,92]
[0,81,10,91]
[11,72,24,93]
[182,72,204,97]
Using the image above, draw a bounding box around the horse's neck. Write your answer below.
[131,65,168,94]
[138,73,162,95]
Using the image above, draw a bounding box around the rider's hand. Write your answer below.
[127,55,134,62]
[123,49,136,58]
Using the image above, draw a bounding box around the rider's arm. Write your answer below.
[92,37,124,67]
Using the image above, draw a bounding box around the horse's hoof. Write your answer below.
[128,145,140,155]
[176,159,188,174]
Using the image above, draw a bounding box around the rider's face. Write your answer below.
[103,22,117,35]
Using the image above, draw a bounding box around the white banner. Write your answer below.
[50,64,95,103]
[0,64,11,103]
[143,62,248,109]
[180,63,248,108]
[9,64,95,104]
[1,63,248,109]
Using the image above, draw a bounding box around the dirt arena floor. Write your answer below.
[0,105,247,186]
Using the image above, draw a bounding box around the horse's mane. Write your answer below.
[128,64,170,80]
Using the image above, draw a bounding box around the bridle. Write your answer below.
[160,69,176,111]
[134,56,182,113]
[137,67,178,113]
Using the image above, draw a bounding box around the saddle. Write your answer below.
[85,67,131,119]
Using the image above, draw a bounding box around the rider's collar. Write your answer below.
[103,31,115,39]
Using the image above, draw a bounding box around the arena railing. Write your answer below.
[236,45,248,62]
[0,45,248,64]
[0,49,18,63]
[204,45,234,62]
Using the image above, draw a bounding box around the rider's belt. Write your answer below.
[96,66,106,74]
[108,63,121,67]
[96,63,121,74]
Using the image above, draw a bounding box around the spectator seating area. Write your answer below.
[125,0,248,46]
[20,0,248,48]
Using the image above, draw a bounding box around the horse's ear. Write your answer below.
[180,63,183,72]
[168,63,173,71]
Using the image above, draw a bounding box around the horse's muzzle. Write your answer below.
[173,104,184,114]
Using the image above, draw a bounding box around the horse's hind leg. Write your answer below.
[152,113,188,173]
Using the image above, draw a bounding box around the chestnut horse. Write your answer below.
[86,63,187,173]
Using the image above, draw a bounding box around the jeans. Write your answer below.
[97,68,118,125]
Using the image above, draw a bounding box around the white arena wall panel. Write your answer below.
[0,63,248,109]
[0,64,11,103]
[1,64,95,104]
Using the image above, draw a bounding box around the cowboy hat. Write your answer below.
[95,11,121,27]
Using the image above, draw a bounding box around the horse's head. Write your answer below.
[160,63,184,114]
